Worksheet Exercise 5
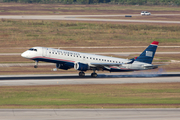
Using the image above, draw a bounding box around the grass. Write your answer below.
[1,3,180,15]
[0,83,180,108]
[1,19,180,49]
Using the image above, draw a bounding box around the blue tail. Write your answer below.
[135,41,159,64]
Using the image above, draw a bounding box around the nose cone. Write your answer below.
[21,51,28,58]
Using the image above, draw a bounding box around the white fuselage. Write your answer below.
[21,47,153,72]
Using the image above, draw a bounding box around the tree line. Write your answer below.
[2,0,180,5]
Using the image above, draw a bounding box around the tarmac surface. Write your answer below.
[0,72,180,86]
[1,108,180,120]
[1,14,180,23]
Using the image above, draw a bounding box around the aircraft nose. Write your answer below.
[21,51,28,58]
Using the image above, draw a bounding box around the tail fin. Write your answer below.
[135,41,159,64]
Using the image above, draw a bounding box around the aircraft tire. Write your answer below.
[79,71,85,77]
[91,73,97,78]
[34,65,38,68]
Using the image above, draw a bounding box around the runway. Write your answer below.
[0,72,180,86]
[0,109,180,120]
[1,14,180,23]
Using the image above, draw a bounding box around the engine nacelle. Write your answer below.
[74,62,89,71]
[56,63,70,70]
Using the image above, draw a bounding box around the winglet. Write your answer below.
[151,41,159,46]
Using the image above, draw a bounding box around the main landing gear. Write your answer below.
[78,70,98,78]
[91,69,97,78]
[79,71,85,77]
[91,73,97,78]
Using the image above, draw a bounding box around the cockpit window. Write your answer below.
[29,48,37,52]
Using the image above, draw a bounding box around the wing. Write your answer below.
[90,63,123,67]
[90,63,123,70]
[90,60,134,69]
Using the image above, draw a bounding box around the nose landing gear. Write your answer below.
[34,60,38,68]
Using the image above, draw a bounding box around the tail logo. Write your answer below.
[146,51,153,57]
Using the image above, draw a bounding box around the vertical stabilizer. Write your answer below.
[135,41,159,64]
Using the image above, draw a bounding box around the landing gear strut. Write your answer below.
[79,71,85,77]
[91,69,97,78]
[34,60,38,68]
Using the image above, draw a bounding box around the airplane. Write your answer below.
[21,41,159,77]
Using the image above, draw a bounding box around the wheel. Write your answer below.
[79,72,85,77]
[34,65,38,68]
[91,73,97,78]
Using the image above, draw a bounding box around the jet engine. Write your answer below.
[74,62,89,71]
[56,63,71,70]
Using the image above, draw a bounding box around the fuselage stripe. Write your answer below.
[31,56,75,63]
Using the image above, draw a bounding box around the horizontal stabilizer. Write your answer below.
[143,64,166,69]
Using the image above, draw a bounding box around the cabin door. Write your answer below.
[42,48,50,57]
